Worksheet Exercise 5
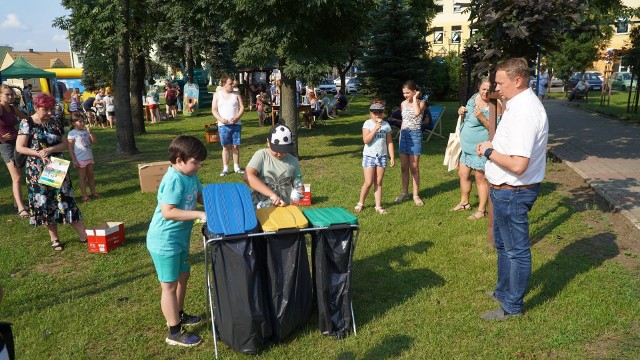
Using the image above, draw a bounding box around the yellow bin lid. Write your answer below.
[256,206,309,231]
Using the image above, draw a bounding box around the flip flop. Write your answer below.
[51,240,64,252]
[82,195,91,202]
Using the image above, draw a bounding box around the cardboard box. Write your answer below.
[298,183,312,206]
[87,222,125,253]
[138,161,171,192]
[205,131,220,143]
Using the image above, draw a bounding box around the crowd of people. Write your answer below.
[1,57,549,348]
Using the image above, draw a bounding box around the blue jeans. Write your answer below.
[491,184,540,314]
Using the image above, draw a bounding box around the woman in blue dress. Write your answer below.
[451,77,498,219]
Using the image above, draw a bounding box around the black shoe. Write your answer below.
[180,312,202,326]
[165,328,202,347]
[480,307,522,321]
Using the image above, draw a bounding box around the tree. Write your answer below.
[467,0,590,75]
[220,0,374,156]
[362,0,430,111]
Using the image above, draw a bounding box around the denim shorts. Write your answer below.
[362,155,387,168]
[0,141,16,164]
[219,124,242,147]
[399,129,422,155]
[149,250,190,283]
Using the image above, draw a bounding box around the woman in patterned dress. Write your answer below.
[15,93,87,251]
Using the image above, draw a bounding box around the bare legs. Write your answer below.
[357,166,386,210]
[161,272,190,327]
[399,153,421,198]
[456,162,489,217]
[221,144,241,174]
[5,160,25,213]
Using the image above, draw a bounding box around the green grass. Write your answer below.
[547,90,640,123]
[1,97,639,359]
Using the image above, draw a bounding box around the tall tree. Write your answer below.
[467,0,589,75]
[220,0,374,156]
[362,0,430,111]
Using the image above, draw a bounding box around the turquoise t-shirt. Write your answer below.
[146,166,203,255]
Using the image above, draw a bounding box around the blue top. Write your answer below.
[460,93,489,155]
[146,166,203,255]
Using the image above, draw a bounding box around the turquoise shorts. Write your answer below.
[149,250,190,283]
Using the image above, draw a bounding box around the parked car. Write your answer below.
[346,78,362,94]
[317,80,337,94]
[567,72,603,92]
[334,77,351,87]
[609,72,638,91]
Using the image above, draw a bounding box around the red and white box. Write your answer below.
[298,183,312,206]
[86,222,126,253]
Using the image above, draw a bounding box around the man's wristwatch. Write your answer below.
[484,148,494,159]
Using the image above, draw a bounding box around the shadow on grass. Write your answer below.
[352,241,444,327]
[337,334,413,360]
[527,232,618,311]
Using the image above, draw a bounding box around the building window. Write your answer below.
[453,1,462,13]
[616,19,629,34]
[435,0,444,14]
[434,27,444,45]
[451,26,462,44]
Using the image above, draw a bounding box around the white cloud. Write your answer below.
[52,33,67,42]
[0,14,30,30]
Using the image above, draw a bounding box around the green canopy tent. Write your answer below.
[0,56,56,80]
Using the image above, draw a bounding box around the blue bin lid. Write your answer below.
[203,183,257,236]
[302,207,358,227]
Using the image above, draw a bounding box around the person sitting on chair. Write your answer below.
[568,77,590,101]
[331,90,348,116]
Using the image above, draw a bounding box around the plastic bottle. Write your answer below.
[290,174,303,205]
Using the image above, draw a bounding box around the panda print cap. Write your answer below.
[268,124,295,153]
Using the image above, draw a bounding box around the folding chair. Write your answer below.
[423,105,446,142]
[313,103,327,126]
[337,96,354,116]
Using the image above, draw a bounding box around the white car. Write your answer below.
[317,80,337,94]
[334,77,351,87]
[346,78,361,93]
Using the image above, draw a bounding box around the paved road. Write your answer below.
[544,98,640,229]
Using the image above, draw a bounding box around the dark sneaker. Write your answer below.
[480,307,522,321]
[165,328,202,347]
[180,312,202,326]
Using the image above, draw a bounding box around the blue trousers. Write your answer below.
[491,184,540,314]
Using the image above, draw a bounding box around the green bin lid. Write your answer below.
[302,207,358,227]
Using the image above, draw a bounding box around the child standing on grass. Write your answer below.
[103,89,115,128]
[146,135,208,347]
[67,113,100,202]
[256,93,265,126]
[355,101,395,215]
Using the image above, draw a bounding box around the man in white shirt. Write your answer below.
[477,58,549,320]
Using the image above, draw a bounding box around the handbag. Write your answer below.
[13,117,33,169]
[443,115,463,172]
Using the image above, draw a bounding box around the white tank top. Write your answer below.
[216,92,241,126]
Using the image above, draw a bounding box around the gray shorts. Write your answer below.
[0,141,16,164]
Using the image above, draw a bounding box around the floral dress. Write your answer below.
[18,118,82,226]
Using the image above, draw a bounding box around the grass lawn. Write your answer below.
[1,96,640,359]
[547,90,640,123]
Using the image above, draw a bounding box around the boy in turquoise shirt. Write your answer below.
[147,135,207,347]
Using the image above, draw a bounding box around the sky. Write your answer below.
[1,1,70,52]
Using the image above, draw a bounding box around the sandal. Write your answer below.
[451,203,471,212]
[91,193,102,199]
[374,206,388,215]
[468,210,487,220]
[17,208,29,218]
[51,240,64,252]
[395,193,410,203]
[354,203,364,213]
[413,196,424,207]
[82,195,91,202]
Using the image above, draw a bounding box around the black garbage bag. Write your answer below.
[264,233,313,341]
[311,228,355,339]
[211,237,272,354]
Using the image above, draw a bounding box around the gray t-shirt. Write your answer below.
[362,119,391,158]
[67,129,93,162]
[247,148,302,206]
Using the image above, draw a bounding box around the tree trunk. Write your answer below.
[280,70,299,158]
[185,41,194,83]
[130,53,146,135]
[115,0,139,155]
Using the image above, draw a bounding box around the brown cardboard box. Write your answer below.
[138,161,171,192]
[87,222,125,253]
